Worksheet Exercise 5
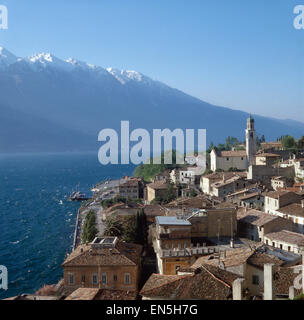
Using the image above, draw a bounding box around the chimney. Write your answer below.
[264,264,275,300]
[233,278,245,300]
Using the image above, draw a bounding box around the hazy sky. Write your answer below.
[1,0,304,122]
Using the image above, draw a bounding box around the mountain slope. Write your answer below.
[0,47,303,153]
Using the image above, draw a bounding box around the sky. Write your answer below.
[1,0,304,122]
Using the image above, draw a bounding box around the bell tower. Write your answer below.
[246,114,256,166]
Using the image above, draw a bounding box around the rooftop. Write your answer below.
[65,288,137,300]
[237,209,279,227]
[156,216,191,226]
[265,230,304,246]
[140,264,239,300]
[279,203,304,218]
[191,247,255,268]
[62,238,142,267]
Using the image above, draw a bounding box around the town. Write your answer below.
[5,115,304,301]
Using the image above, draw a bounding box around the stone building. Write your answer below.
[154,216,193,275]
[61,237,142,295]
[146,181,177,203]
[264,230,304,254]
[237,208,293,242]
[255,153,281,166]
[210,149,248,172]
[210,115,257,172]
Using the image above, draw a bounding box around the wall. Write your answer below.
[63,265,139,292]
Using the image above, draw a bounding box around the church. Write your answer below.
[210,115,256,172]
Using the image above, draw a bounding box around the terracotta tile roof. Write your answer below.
[65,288,100,300]
[147,181,170,190]
[237,209,279,226]
[273,267,302,296]
[65,288,137,300]
[239,192,261,201]
[140,265,239,300]
[265,230,304,246]
[203,172,247,180]
[165,195,213,209]
[261,142,282,148]
[256,153,281,158]
[62,241,142,267]
[264,190,293,199]
[279,203,304,218]
[191,247,255,269]
[143,204,166,217]
[247,252,285,270]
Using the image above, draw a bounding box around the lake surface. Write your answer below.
[0,152,134,299]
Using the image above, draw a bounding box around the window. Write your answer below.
[101,273,107,285]
[272,242,275,247]
[226,158,229,161]
[92,274,98,285]
[280,244,283,250]
[114,275,118,282]
[68,273,75,285]
[124,273,131,285]
[81,275,86,283]
[252,275,259,285]
[288,246,291,252]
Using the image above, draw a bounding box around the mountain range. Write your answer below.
[0,46,303,153]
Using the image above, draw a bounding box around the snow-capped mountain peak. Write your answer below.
[106,67,147,84]
[0,47,19,68]
[66,58,92,69]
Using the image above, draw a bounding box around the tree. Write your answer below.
[281,135,296,150]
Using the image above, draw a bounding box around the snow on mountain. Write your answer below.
[0,46,154,85]
[106,67,149,84]
[0,47,19,68]
[26,52,74,71]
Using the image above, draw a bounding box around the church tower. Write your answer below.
[246,114,256,166]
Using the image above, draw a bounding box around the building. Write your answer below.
[118,177,144,199]
[210,149,248,172]
[140,264,240,300]
[264,230,304,254]
[146,181,176,203]
[188,207,237,242]
[255,153,281,166]
[239,192,264,209]
[264,190,303,215]
[200,171,248,198]
[61,237,142,295]
[246,115,257,166]
[237,208,293,242]
[271,176,288,191]
[154,216,193,275]
[261,141,283,152]
[276,201,304,233]
[179,166,202,186]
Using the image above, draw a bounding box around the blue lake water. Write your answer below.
[0,152,135,299]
